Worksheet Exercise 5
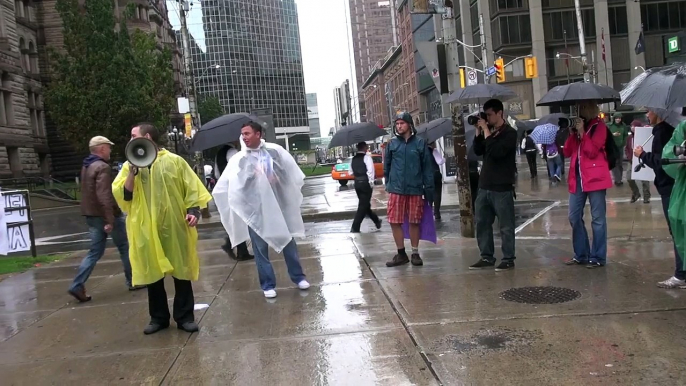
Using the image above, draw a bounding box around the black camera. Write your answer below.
[467,112,487,126]
[559,116,582,131]
[674,141,686,157]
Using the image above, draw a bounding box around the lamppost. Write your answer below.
[168,126,182,154]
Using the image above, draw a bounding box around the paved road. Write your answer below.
[1,198,683,384]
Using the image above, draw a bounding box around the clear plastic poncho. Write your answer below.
[212,138,305,253]
[112,149,212,285]
[662,120,686,269]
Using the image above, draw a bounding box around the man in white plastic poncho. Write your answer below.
[213,121,309,299]
[112,123,212,335]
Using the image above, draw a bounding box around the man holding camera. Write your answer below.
[634,109,681,288]
[469,99,518,271]
[112,123,212,335]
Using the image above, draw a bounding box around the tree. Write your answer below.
[198,95,224,125]
[45,0,176,156]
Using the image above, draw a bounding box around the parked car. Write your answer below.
[331,154,384,186]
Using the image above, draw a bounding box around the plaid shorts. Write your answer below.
[387,193,424,224]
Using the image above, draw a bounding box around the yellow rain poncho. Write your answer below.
[663,120,686,270]
[112,149,212,285]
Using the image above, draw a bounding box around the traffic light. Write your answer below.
[494,58,505,83]
[524,57,538,79]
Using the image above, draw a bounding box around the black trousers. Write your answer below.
[147,277,194,325]
[434,172,443,215]
[351,180,379,231]
[525,151,537,177]
[223,235,250,255]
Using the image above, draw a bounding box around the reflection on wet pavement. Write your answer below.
[4,197,686,383]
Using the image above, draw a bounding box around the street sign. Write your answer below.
[486,66,496,77]
[467,69,477,86]
[668,36,680,53]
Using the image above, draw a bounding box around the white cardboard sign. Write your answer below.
[631,126,656,182]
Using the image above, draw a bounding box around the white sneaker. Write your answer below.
[263,289,277,298]
[298,280,310,290]
[657,276,686,289]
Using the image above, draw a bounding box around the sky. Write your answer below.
[296,0,356,136]
[166,0,356,137]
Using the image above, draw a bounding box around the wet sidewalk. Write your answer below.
[2,200,686,384]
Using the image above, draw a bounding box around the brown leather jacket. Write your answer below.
[80,159,121,225]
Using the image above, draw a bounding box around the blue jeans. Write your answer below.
[547,155,562,178]
[248,227,306,291]
[568,177,608,265]
[69,216,131,291]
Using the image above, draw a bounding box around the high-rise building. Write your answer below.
[348,0,396,122]
[449,0,686,118]
[191,0,309,143]
[306,93,320,137]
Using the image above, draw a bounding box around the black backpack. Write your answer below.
[589,123,619,170]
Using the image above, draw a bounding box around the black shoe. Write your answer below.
[644,197,651,204]
[386,253,409,267]
[564,258,587,265]
[128,285,146,291]
[350,228,361,233]
[495,261,515,271]
[221,244,237,260]
[143,322,169,335]
[236,253,254,261]
[630,195,639,203]
[469,259,495,270]
[615,181,624,186]
[411,253,423,266]
[177,321,199,333]
[586,262,604,269]
[434,212,441,220]
[374,219,382,229]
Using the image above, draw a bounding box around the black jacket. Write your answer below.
[473,123,518,192]
[639,121,676,196]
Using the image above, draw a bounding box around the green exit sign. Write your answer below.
[668,36,680,53]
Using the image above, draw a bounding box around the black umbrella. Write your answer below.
[536,82,620,106]
[620,63,686,111]
[536,113,568,126]
[416,118,452,143]
[445,84,518,104]
[328,122,386,149]
[190,113,265,152]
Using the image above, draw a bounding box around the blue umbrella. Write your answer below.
[529,123,559,145]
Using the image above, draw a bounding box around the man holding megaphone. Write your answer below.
[112,123,212,335]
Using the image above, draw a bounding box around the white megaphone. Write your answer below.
[125,137,158,168]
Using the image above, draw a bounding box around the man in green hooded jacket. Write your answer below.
[609,113,629,185]
[663,118,686,286]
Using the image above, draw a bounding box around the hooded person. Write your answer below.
[609,113,629,185]
[636,108,682,288]
[663,116,686,285]
[212,121,309,299]
[112,123,212,335]
[213,142,254,261]
[384,111,434,268]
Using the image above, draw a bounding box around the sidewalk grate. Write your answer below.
[500,286,581,304]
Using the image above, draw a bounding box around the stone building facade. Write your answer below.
[33,0,184,179]
[0,0,49,179]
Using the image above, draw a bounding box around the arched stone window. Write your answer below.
[28,41,37,73]
[18,37,28,72]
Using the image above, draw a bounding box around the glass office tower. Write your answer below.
[190,0,308,129]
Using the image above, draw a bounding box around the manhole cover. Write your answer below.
[500,286,581,304]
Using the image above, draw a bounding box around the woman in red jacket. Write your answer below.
[563,101,613,268]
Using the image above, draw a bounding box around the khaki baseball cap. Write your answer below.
[89,136,114,147]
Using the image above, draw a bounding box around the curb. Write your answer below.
[196,199,554,230]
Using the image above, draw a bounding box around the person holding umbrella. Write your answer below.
[384,112,434,267]
[563,102,612,268]
[350,141,382,233]
[634,108,682,288]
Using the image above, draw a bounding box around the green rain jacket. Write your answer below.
[663,120,686,269]
[608,113,629,149]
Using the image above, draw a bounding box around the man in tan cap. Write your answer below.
[68,136,139,303]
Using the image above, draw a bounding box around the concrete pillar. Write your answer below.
[529,0,550,117]
[594,0,613,87]
[458,0,476,70]
[626,0,645,78]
